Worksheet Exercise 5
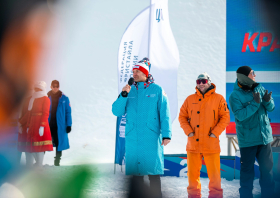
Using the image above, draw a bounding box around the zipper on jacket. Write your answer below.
[190,110,192,121]
[213,110,215,121]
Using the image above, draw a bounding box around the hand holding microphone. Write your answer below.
[121,78,134,97]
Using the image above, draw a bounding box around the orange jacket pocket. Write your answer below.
[207,136,220,150]
[187,136,198,151]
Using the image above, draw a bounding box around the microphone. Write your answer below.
[121,77,134,97]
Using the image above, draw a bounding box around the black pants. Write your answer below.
[50,126,62,158]
[129,175,162,198]
[239,143,275,198]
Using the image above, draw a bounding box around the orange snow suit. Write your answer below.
[179,83,230,198]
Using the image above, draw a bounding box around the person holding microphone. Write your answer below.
[112,57,172,198]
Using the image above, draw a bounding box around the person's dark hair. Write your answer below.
[51,80,59,87]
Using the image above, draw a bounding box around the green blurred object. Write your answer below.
[57,167,92,198]
[16,165,95,198]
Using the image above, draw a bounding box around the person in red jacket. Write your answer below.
[19,81,53,167]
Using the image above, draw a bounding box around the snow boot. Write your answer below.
[149,175,162,198]
[54,157,60,166]
[128,176,149,198]
[54,150,62,166]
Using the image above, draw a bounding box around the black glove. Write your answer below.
[263,90,272,102]
[253,92,261,104]
[66,126,71,133]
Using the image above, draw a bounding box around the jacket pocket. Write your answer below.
[125,123,134,136]
[186,127,197,151]
[207,127,220,150]
[242,122,262,143]
[147,121,160,135]
[187,136,198,151]
[207,136,220,150]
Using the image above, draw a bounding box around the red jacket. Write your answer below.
[19,96,53,152]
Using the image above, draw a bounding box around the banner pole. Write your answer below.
[148,0,152,58]
[114,117,118,174]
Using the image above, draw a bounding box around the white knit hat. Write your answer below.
[34,81,47,91]
[133,62,149,77]
[197,72,211,85]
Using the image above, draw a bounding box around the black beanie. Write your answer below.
[236,66,252,76]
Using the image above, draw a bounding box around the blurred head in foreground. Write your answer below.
[0,0,52,124]
[0,0,53,184]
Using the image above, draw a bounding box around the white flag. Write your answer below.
[149,0,180,122]
[117,7,150,94]
[117,0,179,122]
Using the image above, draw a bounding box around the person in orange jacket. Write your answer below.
[179,72,230,198]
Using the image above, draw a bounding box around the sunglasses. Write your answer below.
[250,70,255,76]
[196,79,208,84]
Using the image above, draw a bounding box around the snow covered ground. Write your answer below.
[2,163,280,198]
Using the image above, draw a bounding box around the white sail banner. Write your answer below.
[149,0,180,122]
[117,7,150,94]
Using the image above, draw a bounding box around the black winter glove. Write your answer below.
[253,92,261,104]
[263,90,272,102]
[66,126,71,133]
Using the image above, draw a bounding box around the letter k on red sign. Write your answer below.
[242,33,258,52]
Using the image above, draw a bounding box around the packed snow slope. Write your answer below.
[36,0,228,165]
[2,164,280,198]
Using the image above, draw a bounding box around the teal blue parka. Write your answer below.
[48,94,72,151]
[229,80,275,148]
[112,82,172,176]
